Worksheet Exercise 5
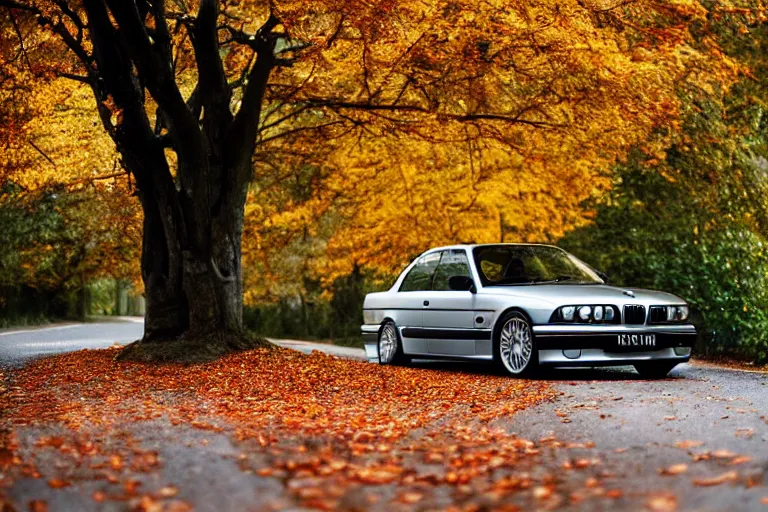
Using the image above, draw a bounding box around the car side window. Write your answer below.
[399,252,442,292]
[432,249,471,291]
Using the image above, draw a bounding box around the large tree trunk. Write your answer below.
[180,198,246,336]
[119,158,263,362]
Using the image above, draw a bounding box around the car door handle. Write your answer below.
[423,300,430,307]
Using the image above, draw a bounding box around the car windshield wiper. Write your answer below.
[486,275,589,286]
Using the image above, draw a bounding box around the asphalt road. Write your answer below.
[2,320,767,509]
[0,319,363,367]
[0,319,144,367]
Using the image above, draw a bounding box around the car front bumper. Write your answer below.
[533,324,696,366]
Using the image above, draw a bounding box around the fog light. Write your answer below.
[561,306,575,321]
[563,349,581,359]
[593,306,604,321]
[578,306,591,321]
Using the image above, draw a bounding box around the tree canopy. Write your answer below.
[0,0,746,355]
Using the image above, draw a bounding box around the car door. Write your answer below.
[395,251,441,355]
[423,249,477,356]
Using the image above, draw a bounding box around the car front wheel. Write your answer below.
[495,311,537,376]
[634,362,679,379]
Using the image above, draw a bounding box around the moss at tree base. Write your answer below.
[116,330,274,363]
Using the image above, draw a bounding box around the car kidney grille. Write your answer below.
[649,306,666,323]
[624,305,646,324]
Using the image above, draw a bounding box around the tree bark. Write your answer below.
[139,187,187,340]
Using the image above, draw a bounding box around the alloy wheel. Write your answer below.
[378,322,398,364]
[499,317,533,374]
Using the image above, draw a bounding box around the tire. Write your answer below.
[493,311,537,377]
[634,362,678,379]
[378,320,409,365]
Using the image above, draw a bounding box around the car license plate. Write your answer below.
[618,333,656,349]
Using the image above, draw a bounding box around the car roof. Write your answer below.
[425,242,563,253]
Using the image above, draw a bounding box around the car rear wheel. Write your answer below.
[633,362,678,379]
[378,320,409,365]
[495,311,537,376]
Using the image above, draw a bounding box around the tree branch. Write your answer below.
[57,72,91,84]
[224,14,280,176]
[27,140,56,167]
[190,0,232,156]
[102,0,205,175]
[258,121,346,145]
[300,99,564,129]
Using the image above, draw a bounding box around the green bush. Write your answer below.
[560,158,768,362]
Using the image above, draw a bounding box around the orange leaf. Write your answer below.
[692,471,739,487]
[660,464,688,476]
[47,478,70,489]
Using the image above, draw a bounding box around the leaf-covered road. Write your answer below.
[1,322,766,510]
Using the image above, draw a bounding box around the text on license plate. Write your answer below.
[618,334,656,348]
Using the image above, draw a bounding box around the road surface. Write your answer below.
[0,319,144,367]
[0,319,364,367]
[2,320,766,509]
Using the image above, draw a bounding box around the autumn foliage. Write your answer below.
[0,0,741,339]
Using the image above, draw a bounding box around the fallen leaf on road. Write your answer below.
[28,500,48,512]
[730,456,751,465]
[0,448,12,469]
[47,478,70,489]
[647,493,677,511]
[585,477,600,488]
[692,471,738,487]
[674,440,703,449]
[398,492,423,504]
[692,452,710,462]
[660,464,688,476]
[605,489,622,499]
[712,449,737,459]
[158,486,179,498]
[664,416,676,421]
[532,486,553,499]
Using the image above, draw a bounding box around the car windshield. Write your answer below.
[472,245,603,286]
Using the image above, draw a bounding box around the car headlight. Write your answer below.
[551,305,619,324]
[651,305,689,323]
[666,305,689,322]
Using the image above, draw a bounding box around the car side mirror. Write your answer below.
[597,270,609,283]
[448,275,476,293]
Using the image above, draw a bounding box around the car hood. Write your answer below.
[478,284,685,306]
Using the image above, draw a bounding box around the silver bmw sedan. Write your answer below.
[361,244,695,378]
